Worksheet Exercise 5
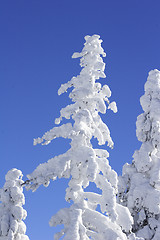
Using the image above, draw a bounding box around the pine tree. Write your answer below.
[118,70,160,239]
[26,35,133,239]
[0,169,29,240]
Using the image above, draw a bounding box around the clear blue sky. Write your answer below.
[1,0,160,239]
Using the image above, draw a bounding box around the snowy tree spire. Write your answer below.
[0,169,29,240]
[118,69,160,239]
[27,35,132,239]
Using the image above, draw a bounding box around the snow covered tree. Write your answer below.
[118,69,160,239]
[0,168,29,240]
[26,35,133,239]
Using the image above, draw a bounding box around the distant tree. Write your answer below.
[0,168,29,240]
[26,35,133,239]
[118,70,160,239]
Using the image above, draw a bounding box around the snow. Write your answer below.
[0,169,29,240]
[26,35,133,239]
[118,69,160,239]
[108,101,118,113]
[116,203,133,232]
[2,36,160,240]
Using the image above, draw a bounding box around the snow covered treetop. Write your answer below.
[0,169,29,240]
[72,34,106,77]
[34,34,117,148]
[5,169,23,182]
[73,34,106,58]
[136,69,160,144]
[144,69,160,93]
[58,34,109,99]
[141,69,160,113]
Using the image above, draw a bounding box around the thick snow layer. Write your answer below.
[116,203,133,232]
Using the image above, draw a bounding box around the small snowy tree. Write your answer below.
[0,168,29,240]
[26,35,133,239]
[118,69,160,240]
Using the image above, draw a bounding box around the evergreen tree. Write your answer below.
[0,169,29,240]
[26,35,133,239]
[118,70,160,240]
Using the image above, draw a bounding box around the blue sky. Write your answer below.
[1,0,160,239]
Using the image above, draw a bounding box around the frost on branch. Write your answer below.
[27,35,132,239]
[0,169,29,240]
[118,70,160,240]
